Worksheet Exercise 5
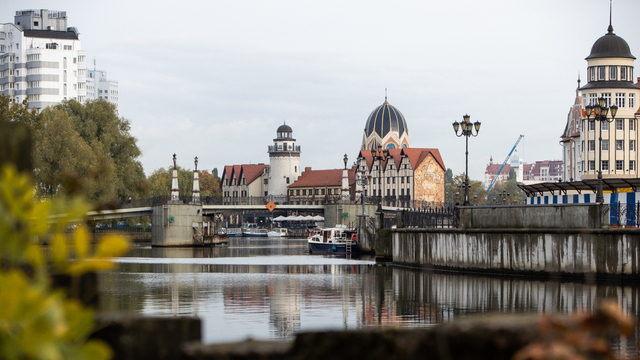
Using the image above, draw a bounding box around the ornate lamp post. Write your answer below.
[343,154,348,169]
[356,168,371,216]
[194,156,198,171]
[371,145,389,213]
[585,97,618,203]
[452,114,481,206]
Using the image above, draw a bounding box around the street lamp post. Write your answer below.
[452,114,481,206]
[585,97,618,203]
[356,170,371,216]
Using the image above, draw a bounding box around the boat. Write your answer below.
[307,225,359,254]
[225,228,243,237]
[242,223,268,237]
[266,227,288,237]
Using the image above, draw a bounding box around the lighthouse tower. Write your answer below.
[268,124,301,197]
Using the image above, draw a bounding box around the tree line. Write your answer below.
[0,95,222,206]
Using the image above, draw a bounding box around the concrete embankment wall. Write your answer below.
[393,204,640,279]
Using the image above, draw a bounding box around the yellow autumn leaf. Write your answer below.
[24,243,44,268]
[28,201,51,236]
[50,233,68,267]
[73,226,89,260]
[95,235,130,259]
[66,260,114,276]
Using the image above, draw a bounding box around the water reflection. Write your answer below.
[98,239,640,357]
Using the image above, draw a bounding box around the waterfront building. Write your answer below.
[220,164,269,202]
[268,124,301,197]
[361,96,410,150]
[560,79,585,181]
[356,147,446,205]
[484,157,561,189]
[0,9,117,111]
[572,22,640,180]
[288,167,356,205]
[86,68,119,110]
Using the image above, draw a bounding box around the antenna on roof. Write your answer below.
[608,0,614,33]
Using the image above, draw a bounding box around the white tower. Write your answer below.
[268,124,301,196]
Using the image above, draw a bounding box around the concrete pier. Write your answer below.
[151,204,203,246]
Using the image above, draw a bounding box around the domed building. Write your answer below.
[361,96,410,150]
[573,21,640,181]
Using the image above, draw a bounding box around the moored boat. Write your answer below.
[225,228,243,237]
[266,227,288,237]
[242,223,268,237]
[307,225,359,254]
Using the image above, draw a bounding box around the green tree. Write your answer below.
[508,168,517,181]
[447,173,486,205]
[486,178,526,205]
[200,169,222,201]
[147,166,195,197]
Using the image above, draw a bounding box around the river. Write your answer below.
[97,237,640,358]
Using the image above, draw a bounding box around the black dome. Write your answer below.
[277,124,292,132]
[364,98,408,140]
[586,26,635,60]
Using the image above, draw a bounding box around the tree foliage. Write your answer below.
[0,165,131,360]
[147,166,222,200]
[200,169,222,200]
[1,96,148,203]
[485,178,527,205]
[446,172,486,205]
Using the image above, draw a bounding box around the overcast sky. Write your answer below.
[3,0,640,181]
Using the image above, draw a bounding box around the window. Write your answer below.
[387,177,390,184]
[263,179,268,184]
[610,66,617,80]
[589,120,595,131]
[302,189,306,195]
[582,140,585,153]
[621,67,627,80]
[406,176,410,183]
[589,93,597,106]
[296,189,300,195]
[631,140,636,151]
[589,67,595,81]
[616,160,624,171]
[601,141,609,151]
[588,140,595,151]
[294,166,297,172]
[630,94,636,109]
[286,177,289,184]
[615,93,625,108]
[602,93,611,107]
[321,189,325,195]
[631,160,636,171]
[314,189,319,195]
[598,67,605,80]
[602,160,609,171]
[392,177,395,184]
[290,190,294,196]
[601,121,609,131]
[373,178,376,185]
[401,177,404,183]
[615,118,624,130]
[616,140,624,150]
[631,119,636,131]
[334,189,339,195]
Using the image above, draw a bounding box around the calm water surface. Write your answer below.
[98,237,640,358]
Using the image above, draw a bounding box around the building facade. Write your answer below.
[268,124,301,196]
[221,164,269,203]
[0,9,118,111]
[361,96,410,150]
[577,23,640,180]
[356,148,446,205]
[288,167,356,205]
[560,80,584,181]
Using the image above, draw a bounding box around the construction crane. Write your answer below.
[486,135,524,193]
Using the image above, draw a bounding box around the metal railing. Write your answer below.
[400,206,456,228]
[602,202,640,228]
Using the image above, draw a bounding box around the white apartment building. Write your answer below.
[0,9,118,111]
[0,9,86,109]
[87,68,119,109]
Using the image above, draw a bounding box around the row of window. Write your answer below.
[588,66,634,82]
[365,189,411,197]
[584,118,636,131]
[290,188,341,196]
[583,139,636,152]
[371,176,412,185]
[582,160,636,172]
[587,93,636,108]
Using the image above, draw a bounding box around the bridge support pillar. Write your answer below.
[152,204,203,246]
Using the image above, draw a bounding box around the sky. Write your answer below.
[3,0,640,181]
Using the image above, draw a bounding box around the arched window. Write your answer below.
[386,143,396,149]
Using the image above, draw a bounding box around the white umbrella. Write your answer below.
[273,216,287,221]
[312,215,324,221]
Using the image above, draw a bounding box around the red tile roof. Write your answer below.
[289,167,356,188]
[357,148,445,172]
[221,164,269,185]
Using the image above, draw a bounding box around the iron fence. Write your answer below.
[602,202,640,228]
[401,206,456,228]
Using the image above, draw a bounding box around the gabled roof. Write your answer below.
[289,167,356,188]
[357,147,445,172]
[221,164,269,185]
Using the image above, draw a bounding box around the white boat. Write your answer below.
[267,227,288,237]
[307,225,359,254]
[242,223,268,237]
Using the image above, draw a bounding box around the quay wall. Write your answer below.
[460,204,600,229]
[392,229,640,278]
